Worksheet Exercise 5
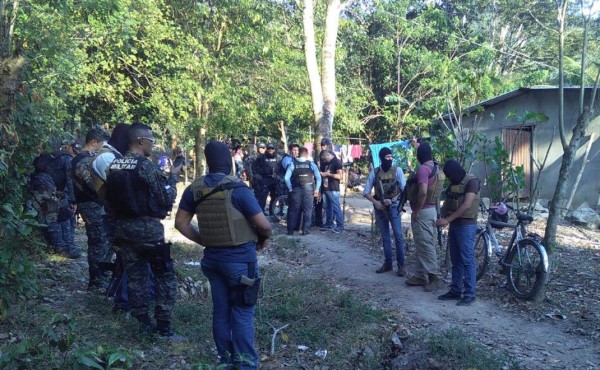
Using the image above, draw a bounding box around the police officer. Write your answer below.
[284,146,321,235]
[175,140,272,370]
[105,123,185,341]
[27,153,67,255]
[436,159,481,306]
[72,127,112,289]
[253,143,280,211]
[363,147,407,275]
[46,139,80,258]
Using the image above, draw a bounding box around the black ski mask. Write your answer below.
[443,159,466,184]
[205,140,233,174]
[379,147,393,172]
[416,142,433,164]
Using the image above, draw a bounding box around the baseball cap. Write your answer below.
[321,137,332,146]
[258,142,266,148]
[266,143,275,149]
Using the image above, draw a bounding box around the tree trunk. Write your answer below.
[565,133,594,211]
[544,109,590,251]
[194,91,209,177]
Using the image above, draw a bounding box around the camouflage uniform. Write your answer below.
[72,150,112,288]
[47,151,79,256]
[105,152,178,334]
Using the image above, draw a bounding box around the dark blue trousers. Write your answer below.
[287,186,314,233]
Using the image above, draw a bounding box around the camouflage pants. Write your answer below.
[78,202,112,285]
[120,240,176,322]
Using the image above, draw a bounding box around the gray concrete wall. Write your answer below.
[459,89,600,209]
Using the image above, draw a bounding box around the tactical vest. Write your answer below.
[192,175,258,247]
[442,174,480,219]
[72,151,99,203]
[291,159,313,188]
[374,165,401,201]
[262,155,279,177]
[105,157,160,219]
[406,162,446,205]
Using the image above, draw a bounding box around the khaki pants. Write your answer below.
[411,207,438,281]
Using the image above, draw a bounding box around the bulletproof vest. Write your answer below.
[442,173,480,219]
[192,175,258,247]
[291,159,313,188]
[105,157,157,219]
[262,155,279,177]
[71,151,100,203]
[374,165,401,201]
[47,152,71,191]
[89,146,122,201]
[406,162,446,205]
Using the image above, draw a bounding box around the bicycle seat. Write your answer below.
[516,212,534,223]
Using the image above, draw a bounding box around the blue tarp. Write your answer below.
[369,140,409,169]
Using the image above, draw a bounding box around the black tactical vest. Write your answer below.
[105,157,157,219]
[71,152,99,203]
[291,159,313,188]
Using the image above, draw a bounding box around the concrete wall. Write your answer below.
[459,89,600,209]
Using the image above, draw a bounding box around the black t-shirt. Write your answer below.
[322,157,342,192]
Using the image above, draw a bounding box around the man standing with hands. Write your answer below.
[175,140,272,370]
[284,146,321,235]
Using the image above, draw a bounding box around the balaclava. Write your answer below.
[416,142,433,164]
[205,140,232,174]
[443,159,466,184]
[379,147,393,172]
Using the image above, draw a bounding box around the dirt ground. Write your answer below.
[234,190,600,369]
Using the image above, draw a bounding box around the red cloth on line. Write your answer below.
[351,144,362,159]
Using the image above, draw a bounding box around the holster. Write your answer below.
[229,262,260,307]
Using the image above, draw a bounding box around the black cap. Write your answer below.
[71,140,83,154]
[321,137,332,146]
[258,142,266,148]
[266,143,275,149]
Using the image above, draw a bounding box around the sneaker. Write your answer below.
[438,291,462,301]
[331,227,343,234]
[457,297,476,306]
[405,276,426,286]
[320,225,334,231]
[376,263,392,274]
[397,265,407,277]
[424,274,443,292]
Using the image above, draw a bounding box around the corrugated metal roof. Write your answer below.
[440,86,595,121]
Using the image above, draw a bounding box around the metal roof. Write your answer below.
[440,86,595,121]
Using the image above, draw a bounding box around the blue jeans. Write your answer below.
[374,202,405,267]
[201,257,259,370]
[448,223,478,299]
[323,191,343,230]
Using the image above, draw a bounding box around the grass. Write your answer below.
[0,234,526,369]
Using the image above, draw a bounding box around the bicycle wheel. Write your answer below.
[505,238,549,300]
[269,195,288,222]
[474,230,490,281]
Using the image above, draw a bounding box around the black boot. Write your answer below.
[135,314,156,335]
[156,320,188,342]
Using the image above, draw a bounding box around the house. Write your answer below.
[438,87,600,210]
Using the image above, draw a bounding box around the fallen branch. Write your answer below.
[268,323,290,356]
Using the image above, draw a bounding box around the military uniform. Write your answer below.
[252,152,280,211]
[105,152,178,335]
[47,150,80,257]
[72,150,112,288]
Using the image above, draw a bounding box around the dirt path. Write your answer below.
[268,193,600,370]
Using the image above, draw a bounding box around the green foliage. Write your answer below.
[0,203,43,319]
[73,346,136,370]
[476,136,525,203]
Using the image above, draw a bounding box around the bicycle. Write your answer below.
[474,202,549,300]
[269,178,289,222]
